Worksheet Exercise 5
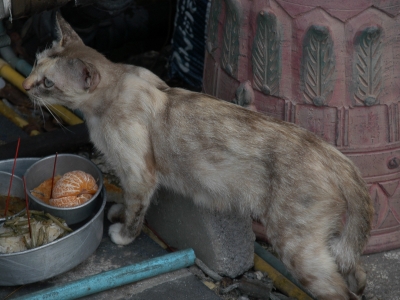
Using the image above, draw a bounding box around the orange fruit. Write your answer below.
[49,193,93,208]
[31,175,61,204]
[50,171,98,207]
[33,171,98,208]
[52,170,98,199]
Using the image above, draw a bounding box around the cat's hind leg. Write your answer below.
[342,261,367,297]
[279,237,352,300]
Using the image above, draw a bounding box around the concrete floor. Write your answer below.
[362,248,400,300]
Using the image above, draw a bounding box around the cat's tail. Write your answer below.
[330,162,374,296]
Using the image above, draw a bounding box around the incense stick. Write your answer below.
[23,176,32,239]
[4,137,20,217]
[50,153,58,199]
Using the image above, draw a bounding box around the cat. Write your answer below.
[23,13,374,300]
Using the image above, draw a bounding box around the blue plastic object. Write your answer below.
[169,0,209,89]
[0,22,32,77]
[14,248,196,300]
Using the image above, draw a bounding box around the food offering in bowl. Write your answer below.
[0,158,106,286]
[0,188,106,286]
[0,210,72,254]
[24,154,103,225]
[0,170,72,254]
[32,170,99,208]
[0,171,25,222]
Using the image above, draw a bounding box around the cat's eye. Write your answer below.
[43,77,54,88]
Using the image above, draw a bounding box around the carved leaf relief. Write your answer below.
[369,184,388,229]
[207,0,221,54]
[233,81,254,107]
[252,11,280,96]
[354,27,382,106]
[302,26,335,106]
[221,0,241,77]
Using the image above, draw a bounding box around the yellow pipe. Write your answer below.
[254,254,313,300]
[0,59,83,126]
[0,100,40,135]
[142,225,169,250]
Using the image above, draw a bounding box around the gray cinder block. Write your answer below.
[146,188,255,278]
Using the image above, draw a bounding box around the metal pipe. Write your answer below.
[0,45,32,77]
[13,248,196,300]
[0,58,83,125]
[254,242,315,299]
[3,0,69,20]
[0,99,39,135]
[0,21,32,76]
[0,0,11,20]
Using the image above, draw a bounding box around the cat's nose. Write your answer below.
[22,78,32,91]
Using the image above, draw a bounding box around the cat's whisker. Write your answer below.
[29,94,73,133]
[30,97,41,117]
[32,98,42,118]
[30,96,47,124]
[44,107,63,127]
[37,105,47,128]
[44,108,73,134]
[45,104,75,133]
[38,98,67,130]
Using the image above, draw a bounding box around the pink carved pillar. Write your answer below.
[203,0,400,253]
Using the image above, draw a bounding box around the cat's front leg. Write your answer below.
[108,188,155,245]
[107,203,126,223]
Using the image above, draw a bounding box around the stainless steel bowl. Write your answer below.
[0,157,39,178]
[0,171,25,222]
[24,154,103,225]
[0,187,106,286]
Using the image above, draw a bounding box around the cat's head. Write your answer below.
[22,13,102,110]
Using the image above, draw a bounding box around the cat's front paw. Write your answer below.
[107,203,125,223]
[108,223,135,245]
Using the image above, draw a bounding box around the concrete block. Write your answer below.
[146,188,255,278]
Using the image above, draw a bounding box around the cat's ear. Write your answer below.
[75,59,101,92]
[55,12,83,47]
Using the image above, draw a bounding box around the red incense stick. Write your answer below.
[4,137,20,217]
[23,176,32,239]
[50,153,58,199]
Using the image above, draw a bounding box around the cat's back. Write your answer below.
[124,64,169,91]
[90,65,169,123]
[159,87,322,151]
[155,87,362,188]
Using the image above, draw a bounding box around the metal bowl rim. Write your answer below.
[0,171,23,180]
[0,187,106,257]
[24,154,104,211]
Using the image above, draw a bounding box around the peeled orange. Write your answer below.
[49,194,93,208]
[32,171,98,208]
[49,171,98,207]
[31,175,61,204]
